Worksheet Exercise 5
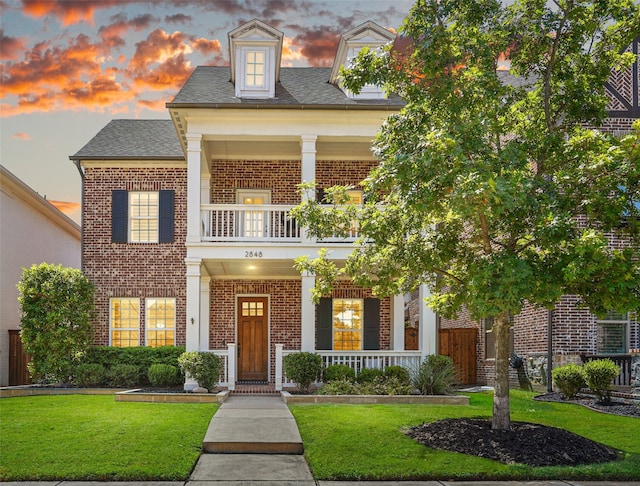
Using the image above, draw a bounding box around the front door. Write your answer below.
[237,297,268,381]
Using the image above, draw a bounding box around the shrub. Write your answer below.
[583,358,620,403]
[411,354,457,395]
[75,363,107,387]
[317,376,413,395]
[383,365,410,385]
[283,352,322,393]
[108,364,141,388]
[324,364,355,383]
[148,364,181,388]
[356,367,383,383]
[552,363,586,399]
[177,351,222,391]
[316,378,356,395]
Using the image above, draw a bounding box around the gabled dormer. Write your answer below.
[229,19,283,99]
[330,21,396,100]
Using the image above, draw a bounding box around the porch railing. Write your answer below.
[275,347,422,391]
[200,204,360,242]
[580,354,632,386]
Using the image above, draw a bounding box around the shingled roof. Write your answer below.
[70,119,183,160]
[167,66,405,108]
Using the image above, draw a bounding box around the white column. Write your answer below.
[300,135,317,243]
[301,273,316,351]
[199,276,211,351]
[186,133,203,244]
[419,284,438,358]
[184,257,202,391]
[391,294,405,351]
[275,344,284,391]
[227,343,236,391]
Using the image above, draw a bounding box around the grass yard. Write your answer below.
[290,390,640,481]
[0,395,217,481]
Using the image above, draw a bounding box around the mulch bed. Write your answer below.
[406,393,638,467]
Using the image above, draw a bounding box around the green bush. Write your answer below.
[583,358,620,403]
[356,367,384,383]
[552,363,586,399]
[317,375,412,395]
[324,364,356,383]
[148,364,181,388]
[316,378,355,395]
[283,352,322,393]
[383,365,411,385]
[411,354,457,395]
[74,363,107,387]
[108,364,141,388]
[177,351,222,391]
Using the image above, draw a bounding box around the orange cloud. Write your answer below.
[12,132,31,140]
[99,13,158,50]
[292,28,341,67]
[21,0,119,26]
[49,200,81,217]
[0,31,26,60]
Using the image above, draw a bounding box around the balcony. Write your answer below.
[201,204,359,243]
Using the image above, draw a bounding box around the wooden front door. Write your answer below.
[237,297,268,381]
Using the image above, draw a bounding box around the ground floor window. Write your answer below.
[333,299,363,350]
[110,298,140,347]
[317,297,380,350]
[146,298,176,347]
[596,311,629,354]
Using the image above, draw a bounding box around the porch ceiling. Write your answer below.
[203,259,302,279]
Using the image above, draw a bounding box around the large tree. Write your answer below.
[17,263,95,384]
[293,0,640,430]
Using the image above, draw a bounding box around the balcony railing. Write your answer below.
[201,204,360,243]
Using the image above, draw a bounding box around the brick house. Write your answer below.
[439,36,640,391]
[70,20,440,390]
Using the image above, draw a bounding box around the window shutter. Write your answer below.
[112,190,128,243]
[316,188,326,204]
[316,297,332,350]
[363,298,380,350]
[159,190,174,243]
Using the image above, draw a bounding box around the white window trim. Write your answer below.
[109,298,140,347]
[129,191,159,243]
[332,298,364,351]
[145,297,176,347]
[342,47,387,100]
[236,46,274,99]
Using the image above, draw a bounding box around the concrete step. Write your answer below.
[202,395,304,454]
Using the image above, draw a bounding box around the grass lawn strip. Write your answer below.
[0,395,217,481]
[289,390,640,481]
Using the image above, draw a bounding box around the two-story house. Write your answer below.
[71,20,439,390]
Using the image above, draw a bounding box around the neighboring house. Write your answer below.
[0,165,81,386]
[70,20,441,390]
[440,36,640,390]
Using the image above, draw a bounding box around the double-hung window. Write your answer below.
[245,50,265,88]
[316,297,380,350]
[110,298,140,347]
[333,299,363,350]
[112,190,174,243]
[130,192,159,243]
[146,298,176,347]
[596,311,629,354]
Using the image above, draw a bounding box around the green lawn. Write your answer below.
[0,395,217,481]
[290,390,640,481]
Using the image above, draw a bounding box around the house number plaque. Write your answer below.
[245,251,263,258]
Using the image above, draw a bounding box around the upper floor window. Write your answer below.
[596,311,629,354]
[245,50,266,88]
[112,190,174,244]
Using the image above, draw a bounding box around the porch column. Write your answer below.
[301,272,316,351]
[185,257,202,390]
[391,294,405,351]
[199,275,211,351]
[300,135,317,243]
[419,284,438,358]
[186,133,203,244]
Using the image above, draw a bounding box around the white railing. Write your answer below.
[210,343,236,391]
[200,204,360,243]
[275,347,422,391]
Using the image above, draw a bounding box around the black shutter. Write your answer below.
[112,190,128,243]
[158,190,174,243]
[363,298,380,350]
[316,188,326,203]
[316,297,332,350]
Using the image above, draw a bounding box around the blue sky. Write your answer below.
[1,0,413,223]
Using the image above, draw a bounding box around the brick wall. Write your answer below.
[82,166,187,346]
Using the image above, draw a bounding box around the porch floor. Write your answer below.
[232,381,278,395]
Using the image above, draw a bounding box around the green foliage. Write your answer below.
[356,367,384,383]
[317,375,412,396]
[108,364,140,388]
[412,355,457,395]
[147,364,181,388]
[552,363,586,399]
[17,263,95,384]
[316,378,355,395]
[283,352,322,393]
[177,351,222,391]
[582,358,621,403]
[324,364,356,383]
[383,365,411,385]
[74,363,107,387]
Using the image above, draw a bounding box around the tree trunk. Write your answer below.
[492,311,511,430]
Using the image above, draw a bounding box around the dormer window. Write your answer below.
[229,20,283,99]
[330,21,396,100]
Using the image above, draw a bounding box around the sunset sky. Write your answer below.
[1,0,413,223]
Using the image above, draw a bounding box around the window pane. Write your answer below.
[333,299,363,350]
[146,298,176,346]
[245,50,265,87]
[129,192,159,242]
[597,323,627,353]
[111,298,140,347]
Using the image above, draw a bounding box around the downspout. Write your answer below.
[72,159,85,270]
[547,309,553,392]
